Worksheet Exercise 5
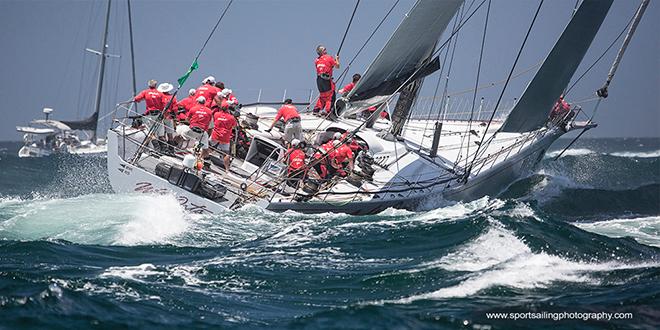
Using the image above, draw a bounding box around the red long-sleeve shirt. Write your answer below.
[194,84,220,107]
[134,87,164,113]
[315,54,338,77]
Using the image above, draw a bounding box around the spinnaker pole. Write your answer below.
[554,0,649,160]
[597,0,649,98]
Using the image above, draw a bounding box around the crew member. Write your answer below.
[194,76,220,107]
[177,89,197,122]
[550,94,570,121]
[339,73,360,96]
[330,137,354,177]
[286,139,306,187]
[313,45,340,115]
[158,83,178,144]
[132,80,166,149]
[266,98,302,143]
[312,138,335,179]
[210,102,238,172]
[179,96,214,158]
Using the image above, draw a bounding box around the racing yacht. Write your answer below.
[105,0,645,214]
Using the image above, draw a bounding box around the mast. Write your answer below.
[127,0,137,97]
[389,79,423,136]
[91,0,112,141]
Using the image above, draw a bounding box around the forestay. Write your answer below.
[499,0,613,133]
[342,0,463,116]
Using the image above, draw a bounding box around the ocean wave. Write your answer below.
[0,193,193,246]
[573,216,660,248]
[368,222,660,304]
[608,150,660,158]
[545,148,660,159]
[545,148,595,158]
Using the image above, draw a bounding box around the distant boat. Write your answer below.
[105,0,646,214]
[16,0,120,158]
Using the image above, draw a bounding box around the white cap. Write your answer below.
[333,132,342,140]
[291,139,301,146]
[219,88,231,97]
[188,88,196,96]
[157,83,173,93]
[196,96,206,103]
[202,76,216,84]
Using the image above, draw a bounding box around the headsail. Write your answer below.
[499,0,613,133]
[342,0,463,116]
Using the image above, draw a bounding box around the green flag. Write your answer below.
[177,59,199,86]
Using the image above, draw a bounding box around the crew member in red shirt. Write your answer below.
[210,104,238,172]
[339,73,360,96]
[179,96,214,158]
[313,45,340,116]
[194,76,220,107]
[330,139,354,177]
[158,83,178,143]
[133,79,164,115]
[312,133,340,179]
[177,89,197,122]
[266,99,302,143]
[286,139,307,187]
[131,80,166,150]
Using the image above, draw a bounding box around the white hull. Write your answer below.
[106,111,567,215]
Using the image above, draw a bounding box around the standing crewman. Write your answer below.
[286,139,307,187]
[158,83,178,148]
[132,79,165,151]
[210,102,238,172]
[339,73,360,96]
[177,89,197,122]
[312,45,340,116]
[180,96,214,158]
[266,98,302,143]
[194,76,220,107]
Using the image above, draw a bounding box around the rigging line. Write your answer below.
[335,0,400,91]
[193,0,233,63]
[339,0,488,140]
[446,60,541,97]
[465,0,544,179]
[130,0,233,163]
[435,0,469,124]
[564,11,635,96]
[462,0,491,171]
[337,0,361,57]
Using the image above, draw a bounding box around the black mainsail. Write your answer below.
[342,0,463,116]
[499,0,613,133]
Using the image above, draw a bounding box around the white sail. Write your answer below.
[342,0,463,116]
[499,0,613,133]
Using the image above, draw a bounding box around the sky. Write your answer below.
[0,0,657,141]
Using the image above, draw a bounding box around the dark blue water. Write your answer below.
[1,138,659,329]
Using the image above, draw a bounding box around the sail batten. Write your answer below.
[343,0,463,116]
[499,0,613,133]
